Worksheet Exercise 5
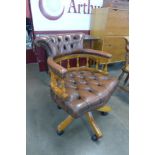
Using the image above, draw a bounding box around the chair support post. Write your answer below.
[85,112,103,138]
[57,115,74,132]
[97,105,112,112]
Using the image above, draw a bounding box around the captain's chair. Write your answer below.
[35,33,118,141]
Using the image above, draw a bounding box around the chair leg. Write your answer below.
[118,71,124,80]
[57,115,74,133]
[97,105,112,116]
[85,112,103,139]
[97,105,112,112]
[124,73,129,85]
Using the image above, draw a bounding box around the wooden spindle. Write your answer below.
[51,72,57,88]
[103,63,108,74]
[67,59,70,69]
[61,79,65,93]
[86,57,89,67]
[96,60,99,70]
[77,57,79,67]
[61,79,68,98]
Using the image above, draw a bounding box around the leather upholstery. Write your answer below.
[47,57,67,78]
[51,70,118,118]
[35,33,84,57]
[35,33,118,118]
[80,49,112,58]
[35,33,112,59]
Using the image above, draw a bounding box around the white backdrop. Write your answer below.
[30,0,103,31]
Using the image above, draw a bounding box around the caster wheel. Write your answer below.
[100,112,108,116]
[56,130,64,136]
[57,106,61,109]
[91,135,98,141]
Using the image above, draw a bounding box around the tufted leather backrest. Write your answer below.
[35,33,84,57]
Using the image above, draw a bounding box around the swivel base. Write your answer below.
[56,110,111,141]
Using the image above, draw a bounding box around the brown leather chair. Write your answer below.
[35,33,118,141]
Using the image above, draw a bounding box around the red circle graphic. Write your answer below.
[39,0,65,20]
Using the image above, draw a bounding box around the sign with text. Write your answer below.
[30,0,103,31]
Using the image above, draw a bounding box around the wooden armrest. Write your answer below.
[80,48,112,58]
[47,57,67,78]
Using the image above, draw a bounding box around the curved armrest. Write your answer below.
[34,36,50,46]
[47,57,67,78]
[80,48,112,58]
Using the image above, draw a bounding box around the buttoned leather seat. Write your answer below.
[51,70,117,118]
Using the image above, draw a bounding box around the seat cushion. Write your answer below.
[52,70,118,118]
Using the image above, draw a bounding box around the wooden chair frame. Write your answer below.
[49,53,112,141]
